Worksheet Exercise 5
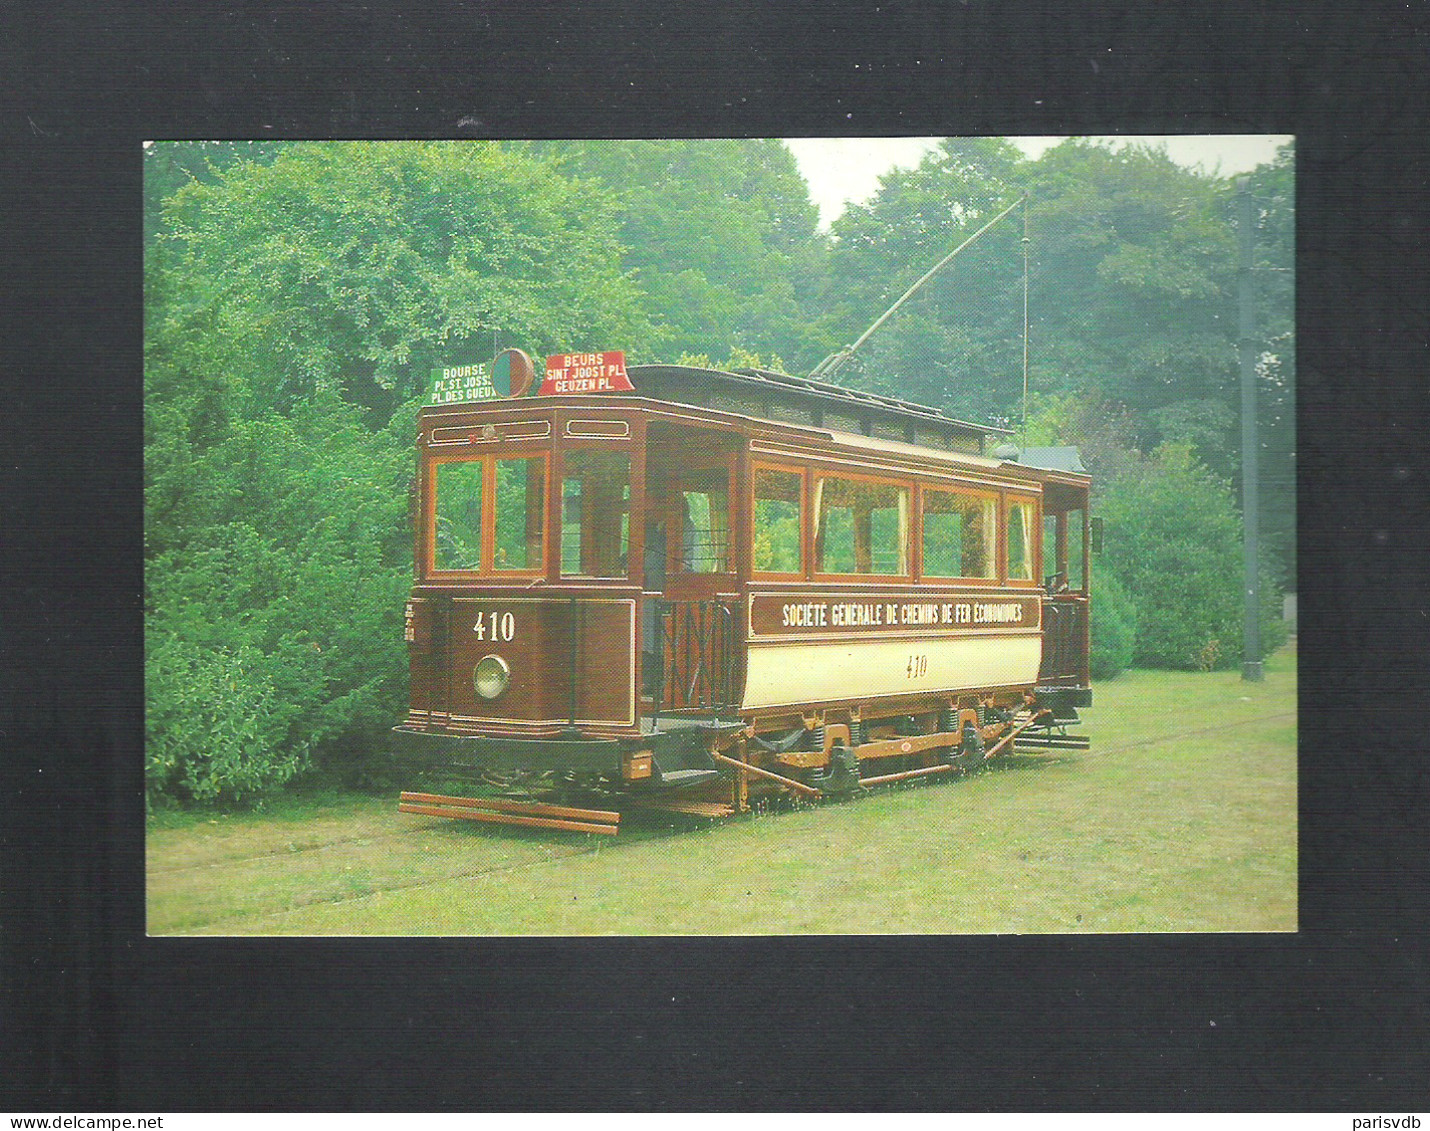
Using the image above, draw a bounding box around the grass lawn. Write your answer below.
[147,643,1296,935]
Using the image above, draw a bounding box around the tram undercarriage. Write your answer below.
[394,697,1087,835]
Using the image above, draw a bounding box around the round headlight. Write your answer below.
[474,654,511,699]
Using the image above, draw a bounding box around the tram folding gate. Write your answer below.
[398,791,621,835]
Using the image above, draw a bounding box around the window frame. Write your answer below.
[810,467,914,583]
[672,465,735,577]
[558,445,633,581]
[425,449,551,579]
[750,461,808,580]
[1001,490,1042,587]
[916,482,1002,585]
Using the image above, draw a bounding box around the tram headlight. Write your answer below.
[474,654,511,699]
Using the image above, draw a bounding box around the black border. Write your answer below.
[4,1,1428,1112]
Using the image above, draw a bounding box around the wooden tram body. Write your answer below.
[393,363,1091,832]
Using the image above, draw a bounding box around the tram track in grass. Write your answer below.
[166,835,611,935]
[151,703,1297,880]
[145,827,423,875]
[147,646,1297,934]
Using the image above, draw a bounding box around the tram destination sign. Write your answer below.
[541,351,633,396]
[429,362,494,405]
[427,349,536,405]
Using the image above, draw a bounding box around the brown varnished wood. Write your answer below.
[409,386,1089,745]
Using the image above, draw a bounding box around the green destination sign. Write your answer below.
[429,363,495,405]
[428,350,537,405]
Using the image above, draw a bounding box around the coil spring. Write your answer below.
[809,724,825,753]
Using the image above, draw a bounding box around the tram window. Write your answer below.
[680,470,729,573]
[814,475,910,576]
[753,466,803,575]
[493,456,546,572]
[922,488,996,579]
[1005,498,1037,582]
[434,460,484,571]
[561,450,630,578]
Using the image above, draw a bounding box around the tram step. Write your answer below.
[631,798,736,818]
[1016,732,1091,750]
[655,768,722,789]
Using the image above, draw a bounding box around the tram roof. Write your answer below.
[1013,446,1087,474]
[623,364,1009,451]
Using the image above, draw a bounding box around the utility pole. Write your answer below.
[1237,177,1263,682]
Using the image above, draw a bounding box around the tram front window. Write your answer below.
[493,457,546,571]
[434,460,483,571]
[432,454,546,574]
[561,450,631,578]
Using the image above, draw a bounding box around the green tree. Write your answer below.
[143,141,283,243]
[825,139,1252,461]
[1090,570,1137,680]
[520,139,830,368]
[823,137,1029,422]
[1098,444,1286,670]
[144,393,413,804]
[1027,142,1238,440]
[155,140,654,426]
[146,141,664,803]
[1237,141,1296,585]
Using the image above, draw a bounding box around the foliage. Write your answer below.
[824,138,1030,423]
[674,346,791,374]
[156,141,653,425]
[1090,569,1137,680]
[825,139,1280,478]
[143,141,283,243]
[520,139,830,369]
[146,636,312,804]
[144,393,413,804]
[1020,391,1148,494]
[1238,141,1297,583]
[1098,444,1284,670]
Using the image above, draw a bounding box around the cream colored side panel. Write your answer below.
[741,635,1043,711]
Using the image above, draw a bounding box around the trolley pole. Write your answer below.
[1237,178,1263,682]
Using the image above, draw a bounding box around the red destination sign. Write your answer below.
[540,351,634,396]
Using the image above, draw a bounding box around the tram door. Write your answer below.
[1038,484,1092,694]
[642,436,738,712]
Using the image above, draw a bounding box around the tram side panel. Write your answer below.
[741,591,1042,714]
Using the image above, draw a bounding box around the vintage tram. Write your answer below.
[393,351,1091,834]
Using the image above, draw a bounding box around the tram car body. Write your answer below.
[393,359,1091,824]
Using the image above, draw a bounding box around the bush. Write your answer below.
[1090,570,1137,680]
[144,395,413,806]
[146,636,311,804]
[1098,444,1284,671]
